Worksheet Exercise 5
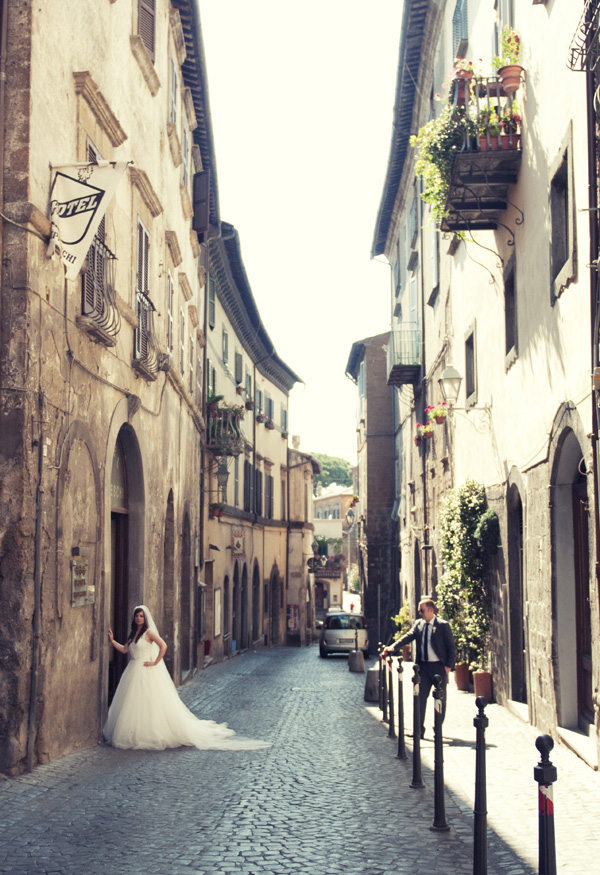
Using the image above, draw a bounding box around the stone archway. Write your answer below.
[507,481,527,704]
[232,563,240,651]
[163,490,175,677]
[240,564,249,649]
[551,427,594,732]
[252,561,260,643]
[180,510,192,678]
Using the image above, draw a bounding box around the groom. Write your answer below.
[383,597,456,739]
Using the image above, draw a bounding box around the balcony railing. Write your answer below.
[387,325,421,386]
[442,77,523,235]
[206,407,245,456]
[133,290,161,379]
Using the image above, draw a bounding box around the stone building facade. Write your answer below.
[372,0,599,765]
[345,333,397,651]
[0,0,313,775]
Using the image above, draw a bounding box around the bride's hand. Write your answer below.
[143,661,155,667]
[108,628,114,642]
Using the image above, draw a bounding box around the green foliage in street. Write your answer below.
[390,599,412,639]
[437,479,500,670]
[311,453,353,489]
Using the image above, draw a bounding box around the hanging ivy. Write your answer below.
[437,479,499,669]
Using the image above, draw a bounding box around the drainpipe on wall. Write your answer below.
[26,392,45,773]
[585,53,600,596]
[0,0,8,431]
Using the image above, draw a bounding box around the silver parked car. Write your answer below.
[319,611,368,657]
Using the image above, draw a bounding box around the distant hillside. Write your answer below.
[311,453,353,490]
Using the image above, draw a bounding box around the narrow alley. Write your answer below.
[1,647,597,875]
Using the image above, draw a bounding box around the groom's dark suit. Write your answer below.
[391,616,456,738]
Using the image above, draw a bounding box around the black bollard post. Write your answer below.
[410,664,424,789]
[378,645,384,712]
[430,674,450,831]
[534,735,558,875]
[382,649,388,723]
[473,696,489,874]
[396,655,407,760]
[387,657,396,739]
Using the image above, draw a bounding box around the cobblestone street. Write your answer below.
[0,647,598,875]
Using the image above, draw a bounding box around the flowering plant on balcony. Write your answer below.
[256,412,267,423]
[492,27,522,70]
[417,421,434,437]
[265,418,275,430]
[245,397,255,410]
[410,104,477,226]
[209,502,225,519]
[230,404,245,418]
[426,402,447,423]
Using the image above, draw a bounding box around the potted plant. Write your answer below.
[414,434,422,447]
[281,431,288,440]
[426,402,447,424]
[437,481,500,698]
[236,386,243,395]
[265,418,275,430]
[410,104,477,227]
[445,56,478,105]
[417,421,434,438]
[256,412,267,423]
[209,502,224,519]
[493,27,524,94]
[390,600,413,662]
[245,397,255,411]
[206,392,224,414]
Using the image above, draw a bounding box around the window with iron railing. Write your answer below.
[133,218,159,375]
[79,141,120,344]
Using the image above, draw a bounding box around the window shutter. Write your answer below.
[138,0,155,61]
[208,276,216,329]
[180,309,185,375]
[189,332,194,393]
[452,0,468,57]
[193,170,211,236]
[222,328,229,364]
[182,127,189,188]
[235,352,243,384]
[170,59,178,125]
[167,273,174,352]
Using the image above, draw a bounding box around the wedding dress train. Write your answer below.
[103,634,271,751]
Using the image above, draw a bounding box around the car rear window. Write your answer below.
[325,614,365,630]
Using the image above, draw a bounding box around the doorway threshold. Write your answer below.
[557,725,598,770]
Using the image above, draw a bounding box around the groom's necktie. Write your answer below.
[423,623,429,661]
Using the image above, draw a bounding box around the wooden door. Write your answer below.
[572,479,593,729]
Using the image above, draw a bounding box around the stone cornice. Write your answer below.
[165,230,182,267]
[73,72,128,147]
[130,34,161,97]
[129,167,163,217]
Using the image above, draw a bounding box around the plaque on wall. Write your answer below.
[70,550,95,607]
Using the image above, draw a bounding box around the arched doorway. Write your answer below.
[163,491,175,677]
[180,511,192,678]
[270,568,280,646]
[507,484,527,704]
[232,563,239,651]
[108,425,144,702]
[252,562,260,643]
[552,429,594,732]
[240,564,249,649]
[223,574,231,656]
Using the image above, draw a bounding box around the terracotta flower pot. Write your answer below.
[454,662,470,691]
[473,670,492,701]
[435,415,446,424]
[497,64,523,94]
[479,134,521,152]
[454,70,473,106]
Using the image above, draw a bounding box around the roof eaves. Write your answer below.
[370,0,432,258]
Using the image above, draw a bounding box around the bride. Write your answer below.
[104,605,271,751]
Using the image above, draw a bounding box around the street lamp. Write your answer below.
[438,365,490,432]
[345,508,355,527]
[439,364,462,405]
[216,461,230,501]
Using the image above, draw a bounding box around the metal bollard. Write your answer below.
[396,655,407,760]
[387,657,396,739]
[382,649,388,723]
[473,696,489,874]
[410,664,424,789]
[430,674,450,831]
[534,735,558,875]
[378,645,384,712]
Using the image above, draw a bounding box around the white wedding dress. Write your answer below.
[103,633,271,751]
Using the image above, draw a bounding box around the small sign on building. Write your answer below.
[70,549,95,607]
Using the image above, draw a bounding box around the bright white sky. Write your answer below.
[199,1,404,464]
